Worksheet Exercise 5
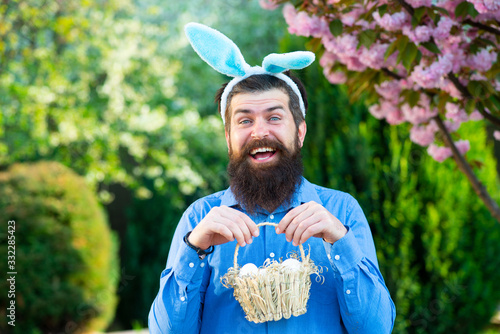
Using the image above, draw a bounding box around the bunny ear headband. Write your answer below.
[184,22,315,124]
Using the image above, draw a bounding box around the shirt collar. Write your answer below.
[219,177,322,214]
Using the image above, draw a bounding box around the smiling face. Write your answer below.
[225,88,306,165]
[225,88,307,214]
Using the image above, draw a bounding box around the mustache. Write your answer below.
[227,135,303,215]
[239,138,288,156]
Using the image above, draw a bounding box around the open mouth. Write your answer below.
[249,146,277,162]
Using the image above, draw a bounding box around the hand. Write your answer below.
[276,201,347,246]
[188,206,259,250]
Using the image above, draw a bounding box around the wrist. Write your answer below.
[184,231,214,260]
[324,225,347,245]
[187,230,208,250]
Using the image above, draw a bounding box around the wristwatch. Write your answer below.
[183,231,214,260]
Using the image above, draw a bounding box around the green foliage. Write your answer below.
[298,47,500,333]
[371,123,500,334]
[329,19,343,37]
[144,0,289,117]
[0,161,119,333]
[454,1,479,19]
[115,180,190,328]
[0,0,289,329]
[0,0,221,201]
[113,0,286,328]
[0,0,287,205]
[4,1,498,332]
[115,111,228,327]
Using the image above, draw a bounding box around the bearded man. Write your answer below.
[148,23,395,334]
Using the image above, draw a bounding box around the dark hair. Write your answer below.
[214,71,308,131]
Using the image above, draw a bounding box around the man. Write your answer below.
[149,23,395,334]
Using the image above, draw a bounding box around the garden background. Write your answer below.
[0,0,499,333]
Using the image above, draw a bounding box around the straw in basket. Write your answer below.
[221,222,320,324]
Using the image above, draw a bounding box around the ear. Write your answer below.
[262,51,315,73]
[185,22,248,77]
[297,120,307,148]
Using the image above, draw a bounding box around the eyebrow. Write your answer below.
[233,105,285,116]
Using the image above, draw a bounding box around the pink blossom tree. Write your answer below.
[260,0,500,222]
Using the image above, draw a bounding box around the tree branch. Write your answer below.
[446,73,500,127]
[476,103,500,128]
[396,0,414,16]
[382,68,404,80]
[362,0,500,222]
[464,19,500,36]
[433,115,500,223]
[446,72,470,98]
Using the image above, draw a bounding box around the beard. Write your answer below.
[227,136,303,215]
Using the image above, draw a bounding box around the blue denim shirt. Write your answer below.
[149,178,395,333]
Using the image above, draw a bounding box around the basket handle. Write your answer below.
[233,222,306,268]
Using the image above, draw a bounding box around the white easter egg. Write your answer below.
[239,263,259,277]
[282,258,301,271]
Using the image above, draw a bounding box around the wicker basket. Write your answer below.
[221,222,319,323]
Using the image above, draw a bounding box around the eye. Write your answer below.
[239,119,251,125]
[269,116,281,121]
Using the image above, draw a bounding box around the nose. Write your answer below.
[251,118,269,139]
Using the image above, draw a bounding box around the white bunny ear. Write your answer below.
[185,22,248,77]
[262,51,316,73]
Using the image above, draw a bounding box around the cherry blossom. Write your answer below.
[259,0,279,10]
[263,0,500,170]
[467,0,500,14]
[410,122,439,146]
[494,130,500,141]
[372,11,409,32]
[324,69,347,84]
[428,144,453,162]
[467,49,497,72]
[455,139,471,155]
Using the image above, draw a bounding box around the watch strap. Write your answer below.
[183,231,214,260]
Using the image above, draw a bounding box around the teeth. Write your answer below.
[250,147,275,155]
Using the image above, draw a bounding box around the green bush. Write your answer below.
[115,122,228,328]
[377,123,500,334]
[0,161,119,333]
[299,53,500,333]
[115,179,186,329]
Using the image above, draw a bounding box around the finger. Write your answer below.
[286,209,315,243]
[233,215,255,244]
[220,206,258,237]
[277,204,308,234]
[299,222,325,245]
[221,219,248,247]
[211,223,235,244]
[243,214,260,237]
[232,209,259,238]
[222,209,257,244]
[290,210,317,246]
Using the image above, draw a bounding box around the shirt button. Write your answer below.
[270,214,274,220]
[189,262,194,268]
[334,255,340,260]
[346,290,351,295]
[200,262,205,268]
[270,252,275,258]
[180,296,186,301]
